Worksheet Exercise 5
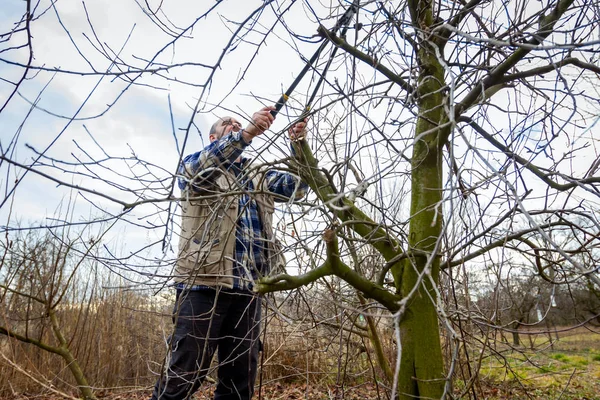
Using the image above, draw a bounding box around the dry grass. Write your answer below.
[2,284,598,400]
[0,293,389,399]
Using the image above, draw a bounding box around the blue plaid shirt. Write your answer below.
[177,130,307,291]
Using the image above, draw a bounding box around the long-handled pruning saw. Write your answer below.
[270,0,360,118]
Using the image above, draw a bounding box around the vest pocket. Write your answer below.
[183,238,224,275]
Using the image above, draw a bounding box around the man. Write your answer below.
[152,106,308,400]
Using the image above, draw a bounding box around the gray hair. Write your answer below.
[209,118,224,136]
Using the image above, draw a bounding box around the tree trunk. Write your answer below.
[395,0,449,396]
[396,145,446,399]
[512,324,521,346]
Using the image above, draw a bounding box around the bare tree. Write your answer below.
[257,0,600,398]
[2,0,600,399]
[0,227,98,399]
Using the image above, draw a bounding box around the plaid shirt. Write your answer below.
[177,130,307,291]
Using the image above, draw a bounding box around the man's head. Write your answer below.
[209,116,242,142]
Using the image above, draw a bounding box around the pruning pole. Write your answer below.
[270,0,360,118]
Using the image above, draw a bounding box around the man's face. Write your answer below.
[210,117,242,142]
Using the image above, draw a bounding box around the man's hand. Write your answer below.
[243,106,275,142]
[288,119,308,142]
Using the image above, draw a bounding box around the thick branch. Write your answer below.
[324,229,401,312]
[257,262,332,293]
[259,230,401,312]
[460,116,600,191]
[454,0,576,116]
[0,326,64,356]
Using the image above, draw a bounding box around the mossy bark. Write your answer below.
[397,142,446,398]
[394,0,449,396]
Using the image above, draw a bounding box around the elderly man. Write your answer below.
[152,106,308,400]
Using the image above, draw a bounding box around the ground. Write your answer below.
[2,327,599,399]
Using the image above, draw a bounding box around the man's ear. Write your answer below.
[209,134,216,142]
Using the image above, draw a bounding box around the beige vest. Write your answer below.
[174,165,283,288]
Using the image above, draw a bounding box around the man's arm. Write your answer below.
[265,170,309,201]
[265,118,310,201]
[177,131,249,191]
[178,106,275,191]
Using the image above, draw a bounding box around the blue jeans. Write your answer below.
[152,288,261,400]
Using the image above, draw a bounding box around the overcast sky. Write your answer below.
[1,0,354,284]
[2,0,599,288]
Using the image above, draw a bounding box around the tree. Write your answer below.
[2,0,600,399]
[0,228,98,400]
[258,0,600,397]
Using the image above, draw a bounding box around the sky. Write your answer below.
[2,0,600,291]
[1,0,353,282]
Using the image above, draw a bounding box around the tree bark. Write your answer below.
[394,0,449,396]
[49,310,97,400]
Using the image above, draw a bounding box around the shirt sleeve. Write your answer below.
[178,130,249,191]
[264,169,309,202]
